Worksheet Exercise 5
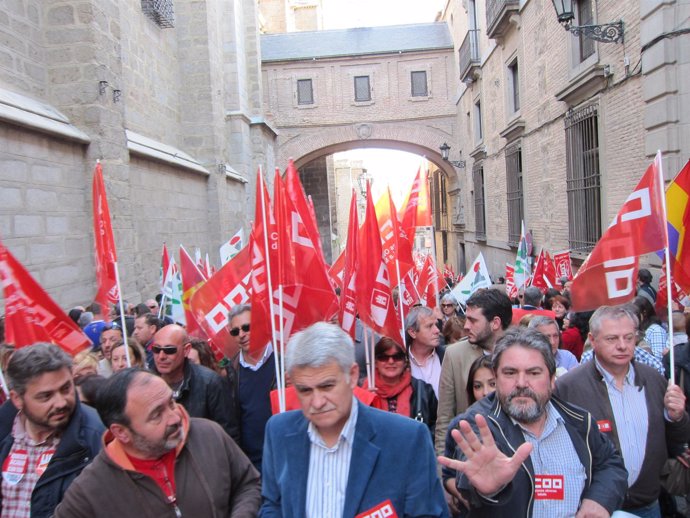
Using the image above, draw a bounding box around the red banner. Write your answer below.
[339,190,359,338]
[553,251,573,281]
[0,242,91,354]
[400,167,432,238]
[92,162,118,313]
[179,245,208,339]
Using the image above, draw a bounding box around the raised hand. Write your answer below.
[438,414,533,496]
[665,381,687,422]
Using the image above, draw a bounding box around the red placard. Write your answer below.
[534,474,564,500]
[355,499,398,518]
[597,420,613,433]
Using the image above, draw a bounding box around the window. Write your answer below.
[141,0,175,28]
[473,163,486,241]
[565,103,601,252]
[507,59,520,113]
[474,99,483,143]
[411,71,428,97]
[577,0,595,62]
[433,171,448,230]
[505,143,523,246]
[354,75,371,102]
[297,79,314,105]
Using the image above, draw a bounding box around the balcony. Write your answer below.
[458,29,480,83]
[486,0,519,40]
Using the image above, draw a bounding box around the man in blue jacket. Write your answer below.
[260,322,448,518]
[0,343,104,518]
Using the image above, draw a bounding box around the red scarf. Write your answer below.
[362,369,413,418]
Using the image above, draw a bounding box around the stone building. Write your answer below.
[441,0,690,276]
[0,0,273,308]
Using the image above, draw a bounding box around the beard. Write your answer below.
[22,400,75,433]
[129,423,185,459]
[500,386,550,424]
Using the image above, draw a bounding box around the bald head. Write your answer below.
[152,324,190,383]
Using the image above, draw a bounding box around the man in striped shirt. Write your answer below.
[259,322,448,518]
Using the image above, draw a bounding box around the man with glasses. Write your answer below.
[225,304,275,472]
[152,324,239,442]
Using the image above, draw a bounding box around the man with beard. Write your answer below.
[435,289,512,457]
[54,368,261,518]
[439,328,628,518]
[0,343,104,517]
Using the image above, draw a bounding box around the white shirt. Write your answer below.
[238,343,273,371]
[409,348,442,397]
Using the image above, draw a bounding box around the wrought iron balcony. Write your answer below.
[486,0,519,39]
[458,29,480,83]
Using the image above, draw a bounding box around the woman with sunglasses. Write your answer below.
[361,336,438,435]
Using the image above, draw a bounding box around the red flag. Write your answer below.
[92,162,118,314]
[417,254,443,308]
[179,245,208,338]
[376,189,415,287]
[665,160,690,293]
[553,250,573,281]
[571,156,667,311]
[160,243,170,292]
[274,170,297,287]
[543,250,557,289]
[355,184,402,343]
[339,190,359,338]
[505,264,518,299]
[0,242,91,354]
[400,168,432,238]
[190,246,251,359]
[329,251,345,290]
[531,249,553,293]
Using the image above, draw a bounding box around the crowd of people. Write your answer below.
[0,267,689,517]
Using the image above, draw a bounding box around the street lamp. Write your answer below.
[439,142,466,169]
[551,0,624,43]
[357,168,373,196]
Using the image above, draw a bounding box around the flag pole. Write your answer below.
[395,258,406,350]
[112,261,131,367]
[278,285,286,413]
[158,294,166,319]
[656,151,675,384]
[0,366,9,398]
[369,328,376,390]
[363,325,372,387]
[259,167,282,411]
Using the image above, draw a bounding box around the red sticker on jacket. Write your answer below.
[597,420,612,433]
[35,449,55,476]
[2,449,28,485]
[534,474,564,500]
[355,499,398,518]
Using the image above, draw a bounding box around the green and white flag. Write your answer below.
[514,221,531,290]
[450,252,492,304]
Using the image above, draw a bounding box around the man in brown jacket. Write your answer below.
[54,368,260,518]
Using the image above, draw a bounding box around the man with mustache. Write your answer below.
[0,343,104,517]
[439,328,628,518]
[54,368,261,517]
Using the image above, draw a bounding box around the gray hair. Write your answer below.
[440,294,457,305]
[286,322,355,375]
[528,316,559,331]
[6,343,73,395]
[523,287,543,307]
[404,306,433,333]
[492,328,556,377]
[228,303,251,323]
[589,304,639,336]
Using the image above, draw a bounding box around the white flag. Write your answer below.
[220,228,245,266]
[450,252,492,304]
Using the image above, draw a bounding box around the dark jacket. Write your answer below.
[53,416,261,518]
[0,399,105,518]
[410,376,438,435]
[443,392,628,518]
[555,359,690,509]
[163,360,240,443]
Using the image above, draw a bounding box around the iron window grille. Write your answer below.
[297,79,314,105]
[505,142,523,247]
[411,71,428,97]
[354,75,371,102]
[565,103,601,253]
[141,0,175,28]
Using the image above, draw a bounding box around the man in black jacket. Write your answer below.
[0,343,104,517]
[152,324,239,442]
[440,328,627,518]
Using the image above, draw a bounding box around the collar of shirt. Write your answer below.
[307,397,358,450]
[594,357,635,389]
[12,412,60,447]
[408,348,436,367]
[239,343,273,371]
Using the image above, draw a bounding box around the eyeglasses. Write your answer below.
[441,303,455,308]
[147,305,157,310]
[152,345,178,355]
[375,352,406,362]
[229,323,250,337]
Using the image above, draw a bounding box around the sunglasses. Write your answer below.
[152,345,178,355]
[375,352,406,362]
[229,323,250,337]
[147,305,157,310]
[441,303,455,308]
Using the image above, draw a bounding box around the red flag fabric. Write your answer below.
[665,160,690,293]
[329,251,345,290]
[92,162,118,314]
[0,242,91,354]
[543,250,557,289]
[355,184,402,343]
[417,254,443,308]
[571,156,667,311]
[375,189,415,286]
[505,263,518,299]
[553,250,573,281]
[274,170,297,287]
[400,168,432,239]
[160,244,170,292]
[179,245,208,338]
[190,246,251,359]
[339,190,359,338]
[398,270,421,316]
[531,249,555,293]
